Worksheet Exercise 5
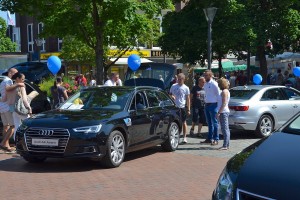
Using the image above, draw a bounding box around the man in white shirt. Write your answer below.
[201,70,221,145]
[0,68,24,153]
[104,73,120,86]
[170,73,190,144]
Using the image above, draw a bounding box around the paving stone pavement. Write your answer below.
[0,125,260,200]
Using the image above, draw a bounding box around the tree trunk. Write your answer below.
[257,46,268,85]
[218,55,223,78]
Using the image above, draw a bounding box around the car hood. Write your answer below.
[124,78,165,90]
[23,109,121,128]
[230,132,300,199]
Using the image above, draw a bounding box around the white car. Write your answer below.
[229,85,300,137]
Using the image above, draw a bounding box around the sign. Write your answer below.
[108,49,151,57]
[40,52,61,60]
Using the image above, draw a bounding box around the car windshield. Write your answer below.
[60,87,131,111]
[230,89,259,99]
[282,113,300,134]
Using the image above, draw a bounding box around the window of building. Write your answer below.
[58,38,63,51]
[38,22,45,52]
[27,24,33,52]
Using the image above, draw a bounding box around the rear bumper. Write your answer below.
[229,115,257,131]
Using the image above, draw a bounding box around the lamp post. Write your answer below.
[35,38,43,62]
[203,7,217,70]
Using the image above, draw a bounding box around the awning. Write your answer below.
[194,61,259,73]
[109,57,153,65]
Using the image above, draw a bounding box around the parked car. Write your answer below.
[229,85,300,137]
[15,86,182,168]
[2,62,51,84]
[212,111,300,200]
[0,75,52,135]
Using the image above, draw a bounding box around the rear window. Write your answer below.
[230,89,259,100]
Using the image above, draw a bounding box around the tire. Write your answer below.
[161,122,180,152]
[255,115,273,137]
[22,155,47,163]
[101,130,125,168]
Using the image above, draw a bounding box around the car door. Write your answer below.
[128,91,152,146]
[144,90,166,142]
[280,87,300,115]
[261,88,292,128]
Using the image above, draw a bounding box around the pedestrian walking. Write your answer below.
[201,70,221,145]
[189,76,206,137]
[169,73,190,144]
[0,68,24,153]
[216,78,231,150]
[50,77,68,109]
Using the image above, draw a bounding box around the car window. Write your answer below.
[130,92,147,110]
[61,88,130,111]
[229,89,258,99]
[145,90,160,107]
[156,91,174,106]
[261,89,285,100]
[281,88,300,99]
[282,114,300,134]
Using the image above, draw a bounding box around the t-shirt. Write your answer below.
[51,85,66,108]
[191,85,205,108]
[104,79,115,86]
[170,83,190,108]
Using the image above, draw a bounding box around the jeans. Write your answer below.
[219,112,230,148]
[205,103,218,141]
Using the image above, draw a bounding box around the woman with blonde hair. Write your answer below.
[216,78,231,150]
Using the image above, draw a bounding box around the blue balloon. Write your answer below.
[253,74,262,85]
[47,56,61,75]
[127,54,141,72]
[293,67,300,77]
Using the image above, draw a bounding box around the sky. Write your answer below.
[0,11,15,25]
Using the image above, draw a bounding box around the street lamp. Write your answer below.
[35,38,43,62]
[203,7,217,70]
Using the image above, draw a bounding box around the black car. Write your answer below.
[212,111,300,199]
[0,76,51,135]
[15,86,182,168]
[2,62,51,84]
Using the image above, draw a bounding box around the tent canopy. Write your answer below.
[109,57,152,65]
[194,60,258,73]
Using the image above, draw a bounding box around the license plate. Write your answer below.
[32,138,59,146]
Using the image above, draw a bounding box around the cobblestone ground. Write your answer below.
[0,126,259,200]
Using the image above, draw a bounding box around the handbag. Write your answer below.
[14,88,30,116]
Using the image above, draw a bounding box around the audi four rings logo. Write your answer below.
[39,129,54,136]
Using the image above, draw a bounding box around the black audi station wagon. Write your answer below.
[15,86,182,168]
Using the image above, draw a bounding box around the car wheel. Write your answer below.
[22,155,47,163]
[161,122,180,152]
[101,130,125,168]
[255,115,273,137]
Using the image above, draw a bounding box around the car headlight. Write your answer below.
[18,123,28,132]
[73,125,102,134]
[214,167,233,200]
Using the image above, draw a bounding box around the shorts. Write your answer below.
[180,108,187,122]
[1,111,14,126]
[192,107,206,124]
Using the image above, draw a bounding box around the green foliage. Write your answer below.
[38,76,79,98]
[0,17,17,52]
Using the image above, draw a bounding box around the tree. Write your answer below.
[160,0,300,83]
[1,0,173,84]
[0,17,17,52]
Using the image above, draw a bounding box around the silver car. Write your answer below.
[229,85,300,137]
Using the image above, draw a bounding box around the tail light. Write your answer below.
[229,105,249,111]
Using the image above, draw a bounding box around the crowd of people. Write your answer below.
[170,70,231,150]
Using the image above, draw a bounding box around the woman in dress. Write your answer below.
[12,72,32,141]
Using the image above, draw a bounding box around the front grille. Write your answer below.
[25,128,70,154]
[237,188,276,200]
